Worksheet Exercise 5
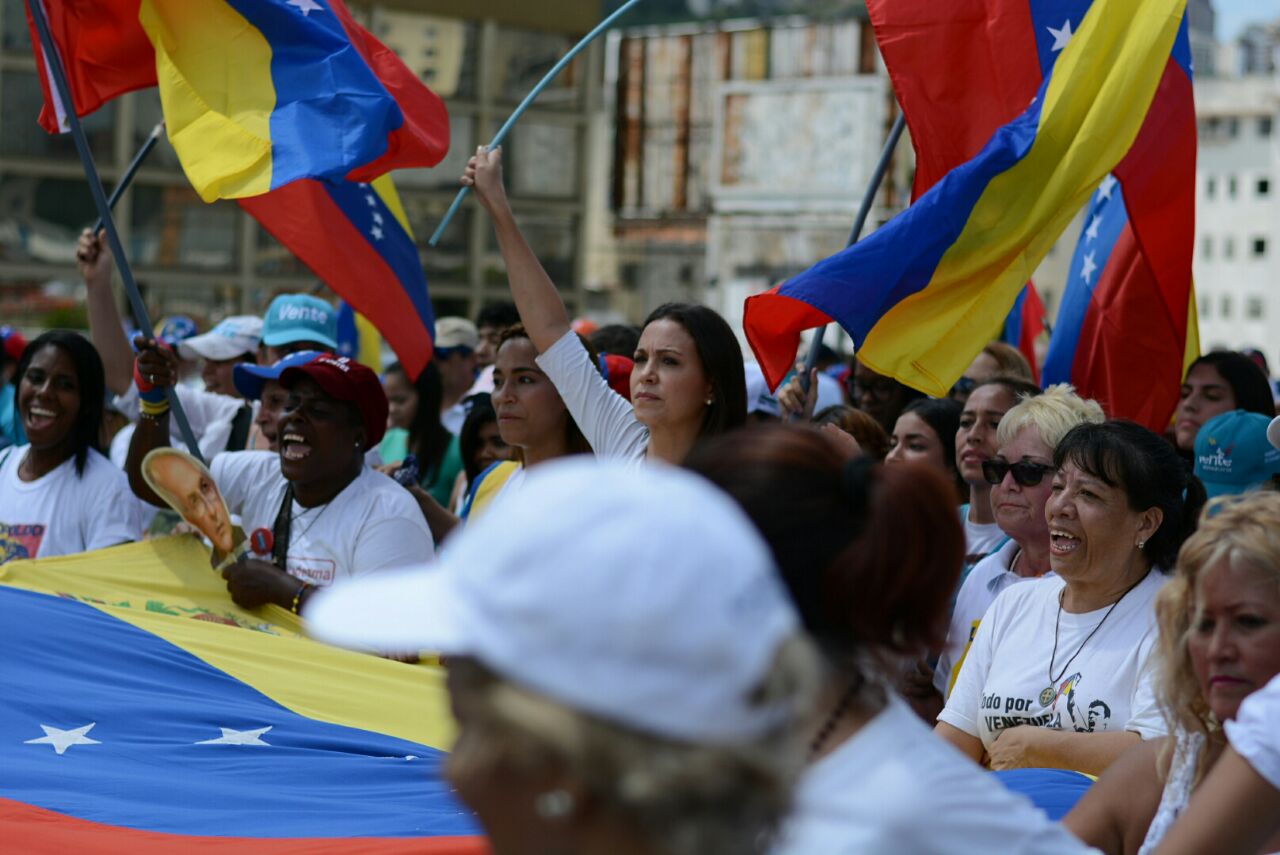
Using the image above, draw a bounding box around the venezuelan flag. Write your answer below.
[744,0,1187,396]
[242,175,435,381]
[336,300,386,374]
[1002,282,1046,383]
[0,537,483,852]
[139,0,449,202]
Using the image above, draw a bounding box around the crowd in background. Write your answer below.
[0,146,1278,853]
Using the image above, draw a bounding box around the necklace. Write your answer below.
[809,681,860,759]
[290,498,333,544]
[1040,572,1149,708]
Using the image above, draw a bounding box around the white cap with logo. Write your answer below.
[306,459,800,745]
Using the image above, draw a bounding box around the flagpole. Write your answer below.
[26,1,203,462]
[428,0,645,246]
[93,120,166,234]
[796,111,907,408]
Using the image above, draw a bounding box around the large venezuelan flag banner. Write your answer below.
[0,537,485,853]
[241,175,437,380]
[743,0,1187,398]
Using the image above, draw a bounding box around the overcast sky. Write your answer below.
[1216,0,1280,38]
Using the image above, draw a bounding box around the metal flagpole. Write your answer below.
[26,1,203,462]
[93,120,166,234]
[796,111,908,408]
[429,0,645,246]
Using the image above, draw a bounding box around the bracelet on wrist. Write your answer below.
[290,581,313,615]
[139,397,170,417]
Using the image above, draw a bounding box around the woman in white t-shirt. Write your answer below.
[938,420,1207,775]
[687,425,1094,855]
[935,385,1105,699]
[1065,492,1280,855]
[0,331,141,563]
[462,147,745,466]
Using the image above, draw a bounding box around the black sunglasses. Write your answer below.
[982,458,1055,487]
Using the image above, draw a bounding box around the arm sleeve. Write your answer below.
[1225,673,1280,789]
[210,452,270,517]
[937,593,1002,737]
[83,464,144,550]
[351,494,436,576]
[1125,634,1169,740]
[535,331,648,461]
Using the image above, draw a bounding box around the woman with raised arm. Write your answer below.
[463,147,745,465]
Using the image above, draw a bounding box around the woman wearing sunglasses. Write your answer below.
[934,385,1104,700]
[937,418,1206,776]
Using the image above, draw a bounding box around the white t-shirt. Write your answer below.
[210,451,434,587]
[935,539,1057,698]
[1225,671,1280,790]
[775,696,1098,855]
[536,331,648,464]
[962,504,1008,569]
[0,446,142,563]
[939,571,1167,751]
[113,383,250,462]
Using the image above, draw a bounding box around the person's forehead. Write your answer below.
[963,385,1012,413]
[638,318,693,349]
[29,344,74,372]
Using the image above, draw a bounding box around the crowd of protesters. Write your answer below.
[0,146,1278,853]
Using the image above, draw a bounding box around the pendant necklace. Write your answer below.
[1040,572,1148,708]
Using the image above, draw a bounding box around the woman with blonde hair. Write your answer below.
[1064,491,1280,854]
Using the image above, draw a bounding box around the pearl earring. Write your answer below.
[1136,540,1146,550]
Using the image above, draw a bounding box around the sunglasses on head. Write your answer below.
[982,458,1055,487]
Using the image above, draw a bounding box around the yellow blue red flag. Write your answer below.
[0,537,483,852]
[139,0,449,202]
[743,0,1188,397]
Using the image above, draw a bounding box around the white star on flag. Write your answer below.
[371,212,384,226]
[25,723,101,755]
[1047,20,1074,52]
[371,226,384,241]
[1081,251,1099,284]
[287,0,323,15]
[196,726,273,746]
[1097,174,1118,201]
[365,194,377,207]
[1085,215,1102,242]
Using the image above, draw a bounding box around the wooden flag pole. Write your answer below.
[26,1,203,462]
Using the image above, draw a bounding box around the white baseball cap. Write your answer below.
[1269,415,1280,451]
[177,316,263,361]
[306,459,801,745]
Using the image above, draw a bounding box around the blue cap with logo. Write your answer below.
[232,350,324,401]
[1193,410,1280,499]
[262,295,338,350]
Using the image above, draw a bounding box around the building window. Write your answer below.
[1258,177,1271,197]
[1228,176,1239,198]
[1227,117,1240,138]
[1245,297,1265,320]
[1221,296,1233,318]
[1261,117,1274,138]
[1253,237,1268,258]
[1200,295,1211,318]
[1225,237,1236,259]
[1206,176,1217,198]
[1201,235,1213,259]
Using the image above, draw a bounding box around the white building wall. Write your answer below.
[1194,76,1280,373]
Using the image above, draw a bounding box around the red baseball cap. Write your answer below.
[602,354,633,402]
[280,355,389,447]
[1,326,27,364]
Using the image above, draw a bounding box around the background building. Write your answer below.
[0,0,606,331]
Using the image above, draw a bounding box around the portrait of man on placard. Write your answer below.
[142,448,243,561]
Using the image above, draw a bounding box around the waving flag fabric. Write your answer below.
[336,300,387,373]
[1003,282,1046,383]
[241,175,436,380]
[0,537,482,851]
[25,0,156,134]
[743,0,1187,395]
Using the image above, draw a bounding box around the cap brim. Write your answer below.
[304,564,468,653]
[178,334,254,362]
[262,329,338,350]
[232,363,280,400]
[1269,416,1280,451]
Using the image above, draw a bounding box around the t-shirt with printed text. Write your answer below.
[0,445,141,563]
[939,570,1167,751]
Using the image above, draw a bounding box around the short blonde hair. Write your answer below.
[995,383,1105,449]
[1155,492,1280,783]
[446,635,821,855]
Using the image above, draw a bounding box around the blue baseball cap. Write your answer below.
[233,350,323,401]
[156,315,198,347]
[262,295,338,350]
[1194,410,1280,499]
